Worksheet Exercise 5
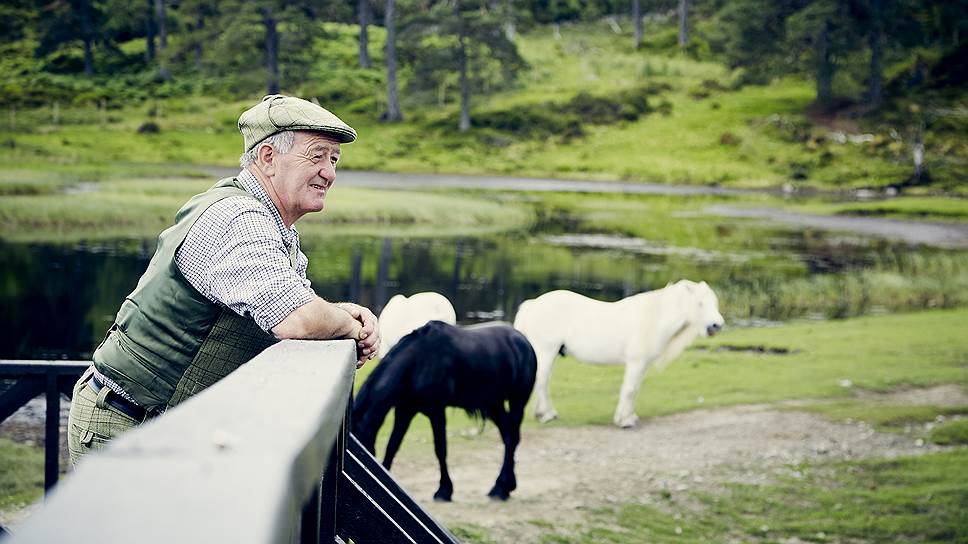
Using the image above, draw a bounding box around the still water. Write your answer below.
[0,225,952,360]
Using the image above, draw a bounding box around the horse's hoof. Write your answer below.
[433,491,452,502]
[487,487,510,501]
[536,411,559,423]
[615,414,639,428]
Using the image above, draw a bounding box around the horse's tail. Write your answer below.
[510,329,538,404]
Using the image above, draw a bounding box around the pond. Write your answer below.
[2,210,963,361]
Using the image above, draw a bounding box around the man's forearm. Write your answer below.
[271,297,362,340]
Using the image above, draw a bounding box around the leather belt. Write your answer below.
[89,375,154,422]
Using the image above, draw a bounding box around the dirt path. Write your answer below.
[385,385,967,542]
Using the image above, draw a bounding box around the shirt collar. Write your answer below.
[237,168,299,244]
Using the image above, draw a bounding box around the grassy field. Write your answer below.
[2,21,957,193]
[0,439,43,512]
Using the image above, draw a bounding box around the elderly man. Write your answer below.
[67,95,378,464]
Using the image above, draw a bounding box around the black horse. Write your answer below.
[353,320,537,501]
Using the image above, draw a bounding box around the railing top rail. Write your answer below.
[6,339,357,544]
[0,360,91,376]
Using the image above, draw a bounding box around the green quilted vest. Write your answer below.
[93,177,281,412]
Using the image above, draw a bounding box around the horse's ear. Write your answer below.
[699,281,708,287]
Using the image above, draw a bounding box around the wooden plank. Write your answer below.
[7,340,357,544]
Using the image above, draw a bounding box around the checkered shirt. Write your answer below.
[174,169,316,332]
[93,169,315,407]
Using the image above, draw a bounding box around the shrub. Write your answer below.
[137,121,160,134]
[719,132,741,146]
[471,106,583,139]
[567,92,638,124]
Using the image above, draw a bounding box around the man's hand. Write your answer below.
[337,303,380,368]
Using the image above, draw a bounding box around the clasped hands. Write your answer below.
[337,303,380,368]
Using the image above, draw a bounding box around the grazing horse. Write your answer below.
[378,292,458,358]
[353,321,537,501]
[514,280,725,428]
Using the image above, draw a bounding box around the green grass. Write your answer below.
[0,438,43,510]
[783,196,968,222]
[800,401,968,433]
[536,449,968,543]
[930,419,968,445]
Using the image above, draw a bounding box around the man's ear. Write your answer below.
[257,144,275,174]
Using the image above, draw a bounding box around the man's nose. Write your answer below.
[319,163,336,185]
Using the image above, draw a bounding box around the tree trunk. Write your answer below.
[78,0,94,76]
[261,6,280,95]
[633,0,642,50]
[912,119,924,184]
[502,0,515,41]
[457,6,470,132]
[193,11,204,71]
[384,0,402,121]
[817,19,834,106]
[867,0,883,108]
[358,0,371,68]
[154,0,166,50]
[677,0,688,47]
[145,0,155,62]
[154,0,170,79]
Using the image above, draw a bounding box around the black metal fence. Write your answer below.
[0,360,88,492]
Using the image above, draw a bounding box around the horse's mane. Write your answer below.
[355,322,443,419]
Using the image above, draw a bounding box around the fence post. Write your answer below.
[44,370,60,493]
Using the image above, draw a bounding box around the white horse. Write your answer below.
[378,292,458,357]
[513,280,725,428]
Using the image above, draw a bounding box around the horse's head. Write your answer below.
[680,280,725,337]
[351,328,433,456]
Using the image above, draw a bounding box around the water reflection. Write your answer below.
[0,228,962,360]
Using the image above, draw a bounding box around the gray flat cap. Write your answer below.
[238,95,357,152]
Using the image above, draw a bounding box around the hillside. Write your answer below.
[0,18,964,194]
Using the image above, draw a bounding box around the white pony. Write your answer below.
[378,292,458,357]
[513,280,725,428]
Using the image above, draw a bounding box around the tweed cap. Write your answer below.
[238,95,357,152]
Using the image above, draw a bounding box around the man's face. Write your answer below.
[269,131,341,225]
